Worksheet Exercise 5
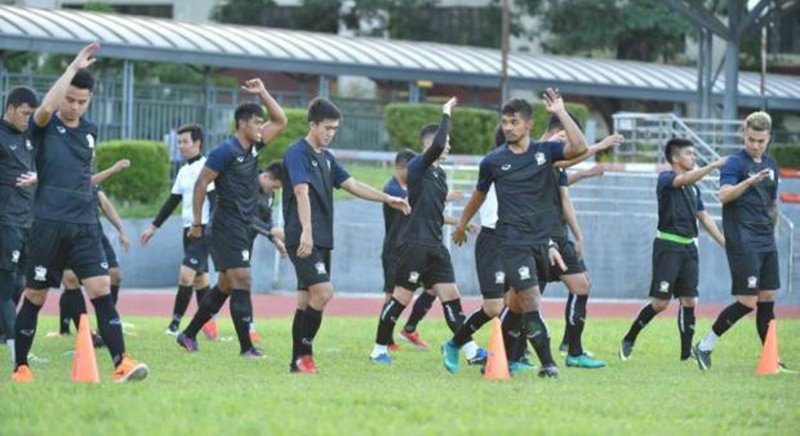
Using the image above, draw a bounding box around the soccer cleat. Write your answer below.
[566,353,606,368]
[399,330,430,350]
[441,341,460,374]
[165,323,179,336]
[240,348,265,359]
[371,353,392,364]
[387,343,401,352]
[692,343,711,371]
[91,332,105,348]
[249,329,262,344]
[509,359,537,375]
[201,320,218,341]
[558,342,568,356]
[467,348,488,366]
[176,333,199,352]
[778,362,797,373]
[294,355,317,374]
[538,364,560,378]
[11,365,34,383]
[113,355,149,383]
[619,340,634,361]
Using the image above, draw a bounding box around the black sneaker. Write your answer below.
[538,364,559,378]
[619,340,633,361]
[693,343,711,371]
[176,333,199,352]
[91,332,105,348]
[240,348,265,359]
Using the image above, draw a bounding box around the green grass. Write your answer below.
[1,316,798,434]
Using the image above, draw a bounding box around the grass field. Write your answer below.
[1,316,798,435]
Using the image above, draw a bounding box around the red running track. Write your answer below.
[37,289,800,319]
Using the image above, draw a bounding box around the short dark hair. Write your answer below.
[419,124,439,144]
[234,103,264,128]
[4,86,38,110]
[177,123,204,145]
[307,97,341,124]
[501,98,532,120]
[664,138,693,164]
[395,149,416,167]
[70,69,94,91]
[494,124,505,148]
[263,161,284,180]
[547,111,583,132]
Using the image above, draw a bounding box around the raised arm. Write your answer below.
[34,43,99,127]
[97,190,130,252]
[697,210,725,248]
[554,133,624,169]
[542,88,587,159]
[241,78,288,145]
[91,159,130,186]
[672,157,726,188]
[421,97,456,166]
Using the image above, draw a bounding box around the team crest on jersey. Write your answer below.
[501,164,511,171]
[747,276,758,289]
[409,271,420,284]
[25,139,32,150]
[11,250,20,264]
[56,126,66,134]
[535,152,546,166]
[241,250,250,262]
[659,281,670,293]
[494,271,505,284]
[315,262,327,275]
[518,266,530,280]
[34,265,47,281]
[86,134,95,149]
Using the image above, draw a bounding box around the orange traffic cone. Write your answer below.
[72,314,100,383]
[755,320,780,376]
[483,317,510,380]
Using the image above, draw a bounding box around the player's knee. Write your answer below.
[24,289,48,306]
[679,297,696,308]
[62,273,80,289]
[110,268,122,285]
[651,299,669,312]
[757,291,776,303]
[483,300,503,318]
[194,273,208,289]
[736,296,758,309]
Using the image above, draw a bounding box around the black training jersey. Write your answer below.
[477,140,565,246]
[720,149,779,254]
[656,170,705,238]
[0,119,35,228]
[283,139,351,250]
[382,176,408,257]
[29,115,98,224]
[205,136,263,229]
[399,114,451,246]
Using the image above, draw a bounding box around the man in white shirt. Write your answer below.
[140,124,216,337]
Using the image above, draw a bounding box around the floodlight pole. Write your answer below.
[499,0,510,107]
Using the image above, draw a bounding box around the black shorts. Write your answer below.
[501,243,550,291]
[547,237,586,281]
[182,226,209,273]
[100,232,119,269]
[287,246,331,290]
[381,252,396,294]
[727,250,780,296]
[475,227,505,299]
[0,224,28,273]
[207,225,253,272]
[394,243,455,290]
[25,219,109,289]
[649,238,699,299]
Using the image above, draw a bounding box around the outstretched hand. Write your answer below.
[442,97,457,117]
[72,42,100,70]
[542,88,564,115]
[242,78,267,94]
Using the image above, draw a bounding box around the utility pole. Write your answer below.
[500,0,510,107]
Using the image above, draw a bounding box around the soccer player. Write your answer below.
[450,90,588,377]
[372,97,486,366]
[140,123,217,337]
[694,112,783,371]
[12,43,148,383]
[285,97,409,373]
[618,138,725,362]
[0,86,39,360]
[252,161,287,256]
[176,78,287,358]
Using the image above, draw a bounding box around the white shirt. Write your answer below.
[479,185,498,229]
[171,156,214,227]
